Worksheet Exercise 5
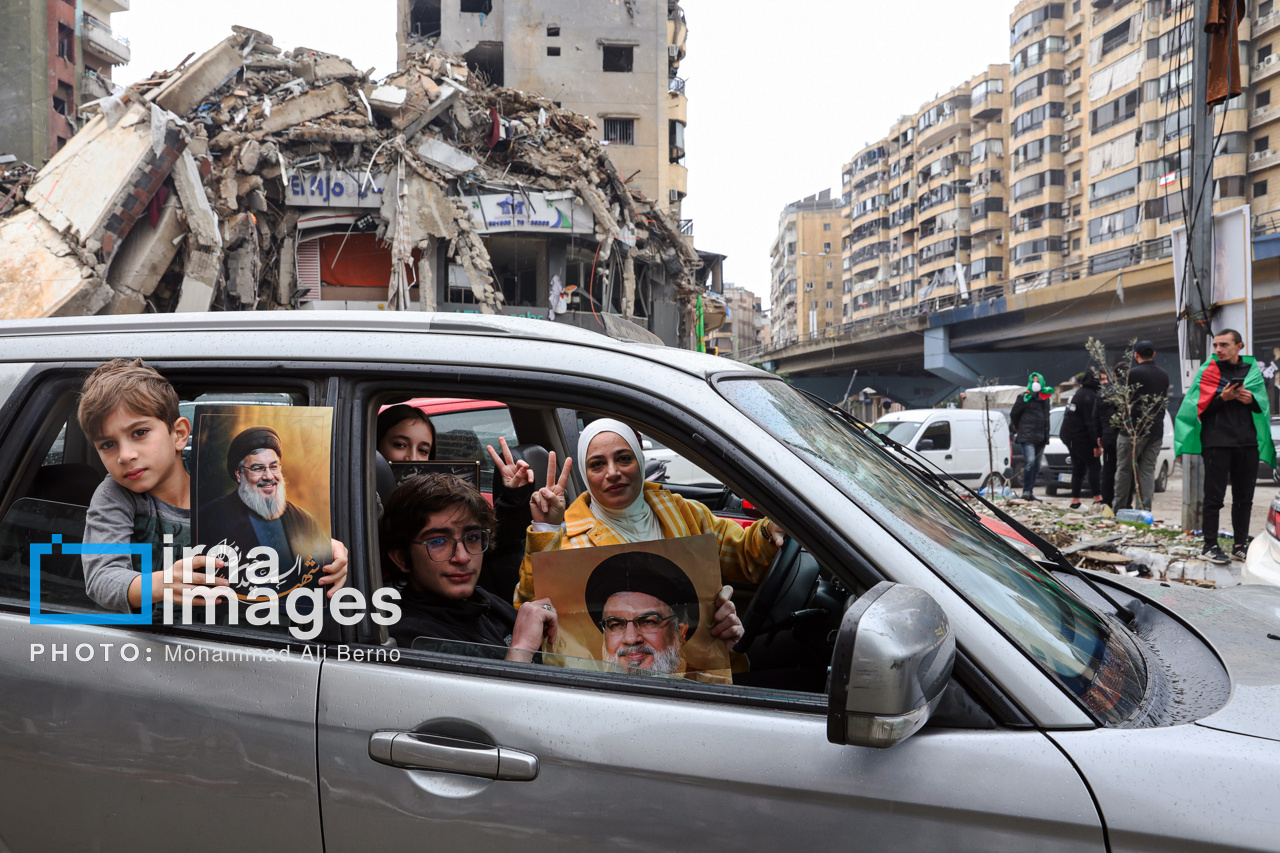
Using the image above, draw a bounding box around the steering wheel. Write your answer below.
[733,536,804,654]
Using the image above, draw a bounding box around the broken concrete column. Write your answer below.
[171,150,223,249]
[417,237,437,311]
[277,236,296,305]
[258,82,350,135]
[106,193,185,306]
[155,36,246,117]
[176,247,221,312]
[621,254,636,319]
[226,246,259,307]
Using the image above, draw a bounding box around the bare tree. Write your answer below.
[1086,337,1163,507]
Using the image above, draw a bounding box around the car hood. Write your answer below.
[1115,577,1280,742]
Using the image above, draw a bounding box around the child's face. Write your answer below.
[391,504,485,601]
[92,406,190,494]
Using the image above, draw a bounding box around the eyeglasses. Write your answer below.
[242,463,282,476]
[600,613,676,636]
[412,530,491,561]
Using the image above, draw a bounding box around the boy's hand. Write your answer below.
[128,556,229,608]
[319,539,349,597]
[507,598,558,662]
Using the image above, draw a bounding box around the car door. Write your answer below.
[0,363,326,852]
[914,418,955,476]
[316,373,1104,852]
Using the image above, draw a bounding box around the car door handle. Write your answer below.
[945,454,953,460]
[368,731,538,781]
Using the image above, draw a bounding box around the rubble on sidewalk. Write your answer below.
[0,28,701,320]
[982,497,1239,588]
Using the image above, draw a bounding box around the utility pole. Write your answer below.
[1182,0,1214,531]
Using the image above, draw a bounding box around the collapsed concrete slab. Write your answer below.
[154,36,245,117]
[0,210,97,318]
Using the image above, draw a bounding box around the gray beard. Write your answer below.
[603,639,686,676]
[238,474,287,521]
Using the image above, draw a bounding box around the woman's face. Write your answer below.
[378,417,434,462]
[585,431,643,511]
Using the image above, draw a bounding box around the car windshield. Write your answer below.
[720,377,1145,725]
[871,420,923,443]
[1049,409,1064,438]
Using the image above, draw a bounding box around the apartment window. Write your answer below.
[1073,0,1081,9]
[547,47,561,56]
[1090,90,1140,134]
[1263,1,1275,16]
[1259,90,1273,109]
[51,94,68,118]
[823,223,832,231]
[825,301,834,309]
[1146,38,1159,59]
[823,242,831,253]
[1010,4,1064,45]
[1217,176,1246,198]
[1073,237,1082,250]
[969,257,1004,278]
[460,0,492,12]
[56,24,74,61]
[1012,170,1065,201]
[1255,180,1270,198]
[1257,136,1271,154]
[1260,45,1274,63]
[1100,19,1132,58]
[602,45,634,73]
[1089,205,1140,244]
[546,24,560,36]
[669,119,685,162]
[826,281,834,289]
[1011,237,1065,264]
[805,282,814,291]
[971,197,1004,220]
[1073,169,1081,182]
[1090,167,1140,204]
[56,136,69,151]
[827,261,833,269]
[1013,70,1065,106]
[603,118,635,145]
[1012,101,1065,137]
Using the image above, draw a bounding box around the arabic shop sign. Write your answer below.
[470,192,595,235]
[286,169,387,209]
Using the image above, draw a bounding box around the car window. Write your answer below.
[870,420,922,443]
[0,374,321,640]
[720,377,1147,725]
[430,406,518,492]
[366,393,845,699]
[919,421,951,450]
[1049,409,1064,437]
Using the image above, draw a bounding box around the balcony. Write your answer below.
[1252,103,1280,129]
[1254,53,1280,84]
[1065,80,1081,99]
[1257,9,1280,38]
[1066,181,1082,199]
[1065,147,1081,165]
[87,0,129,11]
[1248,148,1280,172]
[82,14,130,65]
[1067,11,1084,29]
[1066,47,1083,65]
[1065,218,1081,232]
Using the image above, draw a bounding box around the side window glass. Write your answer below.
[429,403,517,492]
[920,421,951,451]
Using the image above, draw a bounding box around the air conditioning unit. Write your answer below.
[669,189,682,202]
[1250,151,1264,162]
[994,235,1004,245]
[668,45,679,58]
[1255,106,1269,116]
[1060,140,1072,153]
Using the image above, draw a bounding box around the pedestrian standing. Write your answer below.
[1175,329,1276,564]
[1095,366,1122,508]
[1061,369,1103,509]
[1011,372,1051,501]
[1114,341,1170,512]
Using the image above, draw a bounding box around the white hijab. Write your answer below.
[577,418,662,543]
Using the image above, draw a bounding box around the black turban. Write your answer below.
[584,551,699,635]
[227,426,282,477]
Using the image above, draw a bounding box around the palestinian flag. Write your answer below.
[1174,354,1276,465]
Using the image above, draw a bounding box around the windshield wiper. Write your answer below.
[798,390,1137,628]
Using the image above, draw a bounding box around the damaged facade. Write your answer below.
[0,23,706,345]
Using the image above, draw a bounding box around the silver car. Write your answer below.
[0,313,1278,852]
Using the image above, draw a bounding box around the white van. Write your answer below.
[872,408,1011,488]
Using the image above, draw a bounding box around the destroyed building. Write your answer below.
[0,26,710,346]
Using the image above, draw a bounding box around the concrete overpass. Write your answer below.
[742,244,1280,407]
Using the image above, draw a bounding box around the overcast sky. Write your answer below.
[119,0,1016,307]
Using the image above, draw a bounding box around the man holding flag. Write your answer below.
[1175,330,1275,564]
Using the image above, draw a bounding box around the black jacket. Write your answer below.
[1125,360,1171,439]
[198,491,331,574]
[1061,377,1101,445]
[476,479,535,600]
[1011,394,1052,445]
[390,585,517,650]
[1201,358,1263,448]
[1094,392,1120,441]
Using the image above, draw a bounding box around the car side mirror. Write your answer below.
[916,438,935,451]
[827,582,955,749]
[641,439,653,451]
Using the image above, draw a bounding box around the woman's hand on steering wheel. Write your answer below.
[530,450,572,526]
[763,518,789,548]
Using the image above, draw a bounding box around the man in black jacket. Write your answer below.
[1011,372,1052,501]
[1094,366,1122,507]
[1062,370,1103,508]
[1114,341,1170,512]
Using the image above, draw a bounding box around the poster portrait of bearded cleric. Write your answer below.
[532,535,730,683]
[194,410,334,596]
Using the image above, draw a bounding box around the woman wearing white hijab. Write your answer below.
[511,419,784,626]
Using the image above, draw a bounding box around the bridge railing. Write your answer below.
[734,235,1174,364]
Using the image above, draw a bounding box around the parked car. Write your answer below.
[871,408,1011,488]
[1040,407,1176,496]
[1244,493,1280,587]
[1,313,1279,851]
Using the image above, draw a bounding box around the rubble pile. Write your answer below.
[0,26,700,319]
[990,500,1238,588]
[0,157,36,217]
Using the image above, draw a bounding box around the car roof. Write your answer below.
[0,312,767,382]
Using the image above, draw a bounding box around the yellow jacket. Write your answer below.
[514,482,779,605]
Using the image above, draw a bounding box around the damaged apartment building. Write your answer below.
[0,20,706,346]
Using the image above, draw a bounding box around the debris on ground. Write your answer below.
[0,28,701,320]
[981,497,1239,588]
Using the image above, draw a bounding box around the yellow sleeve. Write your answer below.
[514,526,563,606]
[685,499,779,586]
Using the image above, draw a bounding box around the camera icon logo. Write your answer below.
[29,535,154,625]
